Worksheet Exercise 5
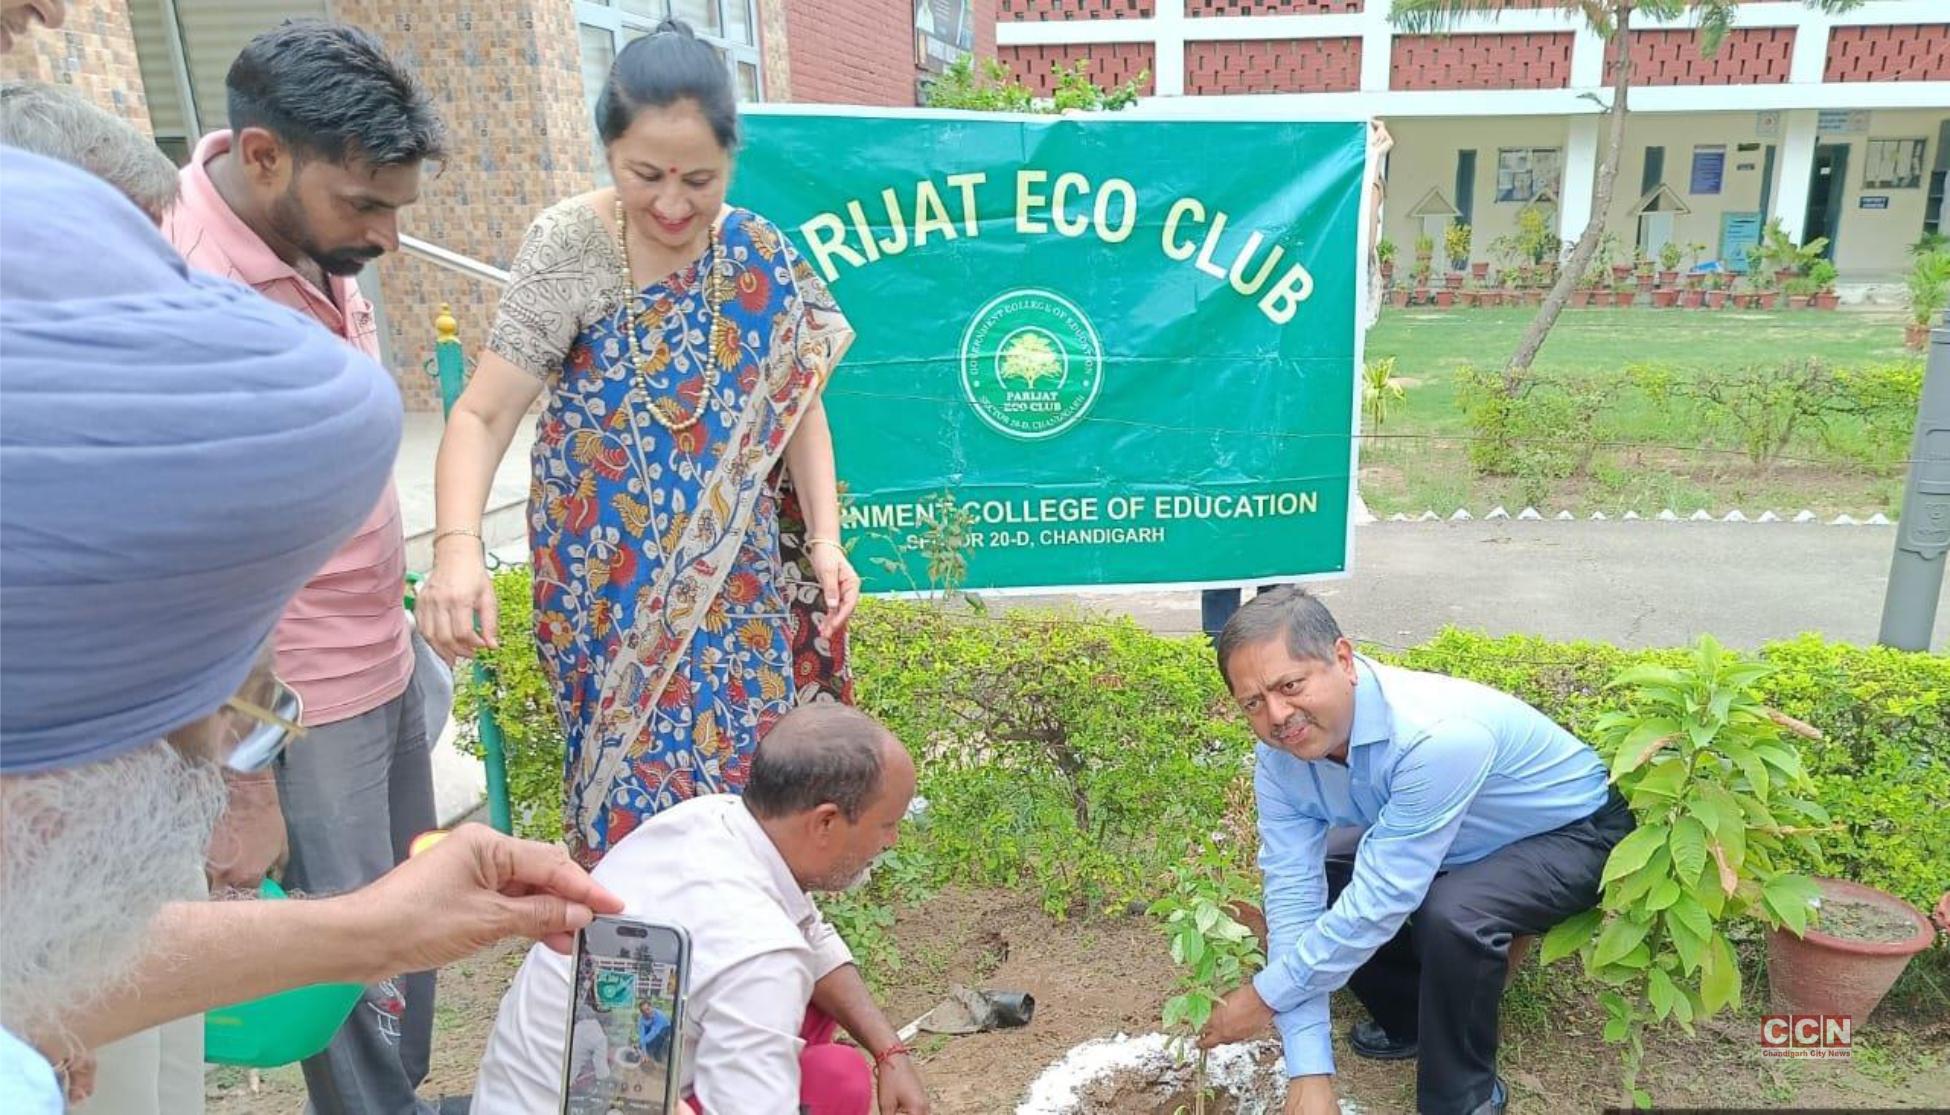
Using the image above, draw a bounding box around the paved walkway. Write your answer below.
[1001,520,1947,651]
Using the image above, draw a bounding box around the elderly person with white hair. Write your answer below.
[0,147,623,1113]
[0,79,179,220]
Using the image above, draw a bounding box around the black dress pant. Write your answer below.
[1325,792,1635,1114]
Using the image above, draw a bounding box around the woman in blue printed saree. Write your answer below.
[418,26,859,868]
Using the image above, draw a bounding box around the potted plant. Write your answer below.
[1684,243,1710,288]
[1705,273,1728,310]
[1652,284,1679,309]
[1783,276,1816,311]
[1445,223,1472,287]
[1377,237,1397,286]
[1574,266,1603,308]
[1613,277,1637,308]
[1658,242,1683,287]
[1540,637,1830,1109]
[1755,269,1781,311]
[1412,256,1434,307]
[1767,878,1937,1023]
[1609,239,1633,283]
[1414,232,1435,264]
[1905,250,1950,348]
[1390,285,1411,309]
[1458,280,1478,309]
[1808,260,1839,311]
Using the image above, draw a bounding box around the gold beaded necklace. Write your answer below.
[613,197,731,434]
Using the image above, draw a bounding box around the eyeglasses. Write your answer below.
[220,678,306,773]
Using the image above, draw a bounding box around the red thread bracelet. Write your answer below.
[873,1042,912,1070]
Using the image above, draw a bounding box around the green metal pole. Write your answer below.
[434,306,514,834]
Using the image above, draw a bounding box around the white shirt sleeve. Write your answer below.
[803,904,855,981]
[690,948,816,1114]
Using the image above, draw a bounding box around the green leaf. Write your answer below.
[1763,875,1821,936]
[1692,868,1729,917]
[1541,907,1604,965]
[1610,665,1688,692]
[1194,903,1220,935]
[1668,817,1709,885]
[1732,747,1770,798]
[1699,933,1742,1015]
[1600,990,1631,1024]
[1178,929,1205,968]
[1593,915,1653,968]
[1755,743,1805,782]
[1633,1089,1653,1110]
[1632,757,1689,800]
[1647,967,1680,1020]
[1611,719,1681,779]
[1686,797,1723,835]
[1602,825,1669,887]
[1604,1016,1631,1043]
[1645,876,1684,911]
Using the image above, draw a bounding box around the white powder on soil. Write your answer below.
[1015,1032,1366,1115]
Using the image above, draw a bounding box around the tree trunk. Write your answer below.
[1504,0,1635,387]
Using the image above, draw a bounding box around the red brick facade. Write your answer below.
[1186,0,1363,15]
[1612,28,1796,86]
[999,0,1154,20]
[336,0,597,411]
[788,0,997,105]
[999,42,1158,96]
[1824,24,1950,83]
[1390,32,1574,91]
[1186,37,1361,94]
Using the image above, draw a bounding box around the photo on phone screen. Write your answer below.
[563,916,688,1115]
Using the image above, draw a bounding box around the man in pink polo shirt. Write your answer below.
[163,20,448,1115]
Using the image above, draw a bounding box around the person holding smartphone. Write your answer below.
[473,704,929,1115]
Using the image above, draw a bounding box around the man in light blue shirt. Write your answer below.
[1196,587,1630,1115]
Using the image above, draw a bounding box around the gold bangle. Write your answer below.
[806,537,845,554]
[432,527,482,548]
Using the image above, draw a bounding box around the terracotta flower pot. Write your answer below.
[1659,270,1679,286]
[1572,289,1595,308]
[1459,290,1479,308]
[1612,264,1634,282]
[1613,289,1636,308]
[1758,291,1780,310]
[1787,295,1810,310]
[1652,290,1678,309]
[1766,878,1935,1023]
[1907,322,1930,349]
[1436,289,1454,308]
[1815,291,1839,310]
[1390,289,1410,309]
[1472,261,1490,280]
[1679,289,1704,309]
[1525,290,1544,307]
[1706,291,1728,309]
[1380,262,1395,283]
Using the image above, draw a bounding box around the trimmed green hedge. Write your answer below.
[461,578,1949,912]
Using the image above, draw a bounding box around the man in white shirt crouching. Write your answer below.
[471,704,930,1115]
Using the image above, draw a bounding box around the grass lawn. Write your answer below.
[1359,307,1917,517]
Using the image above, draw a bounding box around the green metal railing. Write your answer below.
[420,303,513,834]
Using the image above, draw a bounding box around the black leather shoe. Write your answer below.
[1348,1019,1419,1060]
[1466,1076,1508,1115]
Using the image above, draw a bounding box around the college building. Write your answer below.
[6,0,1945,409]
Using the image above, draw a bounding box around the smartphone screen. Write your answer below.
[562,916,688,1115]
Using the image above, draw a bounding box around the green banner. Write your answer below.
[735,112,1364,594]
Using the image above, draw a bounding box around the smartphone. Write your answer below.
[560,916,691,1115]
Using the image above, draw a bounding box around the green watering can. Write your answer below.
[202,879,364,1067]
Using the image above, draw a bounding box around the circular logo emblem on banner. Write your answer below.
[958,288,1104,441]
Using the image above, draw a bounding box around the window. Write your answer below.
[1864,137,1927,190]
[1495,147,1561,204]
[127,0,331,162]
[576,1,763,182]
